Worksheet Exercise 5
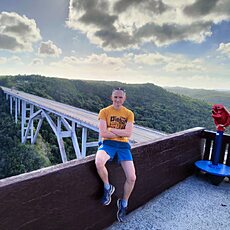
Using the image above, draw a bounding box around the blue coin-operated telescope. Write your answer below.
[195,104,230,185]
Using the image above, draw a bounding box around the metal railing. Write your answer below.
[201,130,230,166]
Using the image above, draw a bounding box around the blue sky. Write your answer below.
[0,0,230,90]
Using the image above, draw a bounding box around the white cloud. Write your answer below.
[0,55,22,65]
[150,74,214,89]
[38,40,62,57]
[133,53,169,65]
[66,0,230,50]
[31,58,44,65]
[164,57,205,72]
[0,11,41,52]
[217,42,230,57]
[165,61,205,72]
[1,50,230,90]
[0,56,7,64]
[47,53,133,80]
[8,55,23,65]
[130,52,205,72]
[62,53,125,67]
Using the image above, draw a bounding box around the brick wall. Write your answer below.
[0,127,204,230]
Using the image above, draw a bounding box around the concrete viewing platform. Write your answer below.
[108,176,230,230]
[0,127,229,230]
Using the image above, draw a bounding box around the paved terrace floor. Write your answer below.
[108,176,230,230]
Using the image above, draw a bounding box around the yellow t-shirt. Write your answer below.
[98,105,134,142]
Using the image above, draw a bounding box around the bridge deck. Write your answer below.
[1,86,166,144]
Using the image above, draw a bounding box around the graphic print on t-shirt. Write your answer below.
[110,116,127,129]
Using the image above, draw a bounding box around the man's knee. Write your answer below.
[95,157,105,169]
[127,173,136,184]
[95,151,108,169]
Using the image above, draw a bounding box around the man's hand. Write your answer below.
[99,119,118,138]
[109,122,133,138]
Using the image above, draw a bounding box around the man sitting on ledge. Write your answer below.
[95,87,136,222]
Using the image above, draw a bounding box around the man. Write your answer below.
[95,87,136,222]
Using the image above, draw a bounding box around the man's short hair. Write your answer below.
[112,87,126,94]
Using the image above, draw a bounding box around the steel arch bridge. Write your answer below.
[1,86,166,163]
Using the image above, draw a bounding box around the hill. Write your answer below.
[0,75,215,133]
[165,87,230,110]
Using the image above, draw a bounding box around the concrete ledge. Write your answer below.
[0,127,204,230]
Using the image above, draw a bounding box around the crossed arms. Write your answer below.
[99,119,133,139]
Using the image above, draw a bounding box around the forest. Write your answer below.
[0,88,51,179]
[165,86,230,110]
[0,75,216,179]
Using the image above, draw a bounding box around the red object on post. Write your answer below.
[212,104,230,131]
[195,104,230,184]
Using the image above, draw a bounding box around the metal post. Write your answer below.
[32,117,44,144]
[71,121,82,159]
[10,96,12,115]
[57,137,67,162]
[18,98,20,115]
[15,98,18,123]
[57,117,68,162]
[82,127,87,158]
[212,131,224,165]
[22,109,43,144]
[30,104,34,143]
[43,112,68,163]
[57,117,61,134]
[21,101,26,143]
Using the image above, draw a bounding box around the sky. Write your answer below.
[0,0,230,90]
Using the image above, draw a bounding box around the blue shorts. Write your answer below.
[98,140,133,163]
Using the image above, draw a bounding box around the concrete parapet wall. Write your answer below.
[0,127,204,230]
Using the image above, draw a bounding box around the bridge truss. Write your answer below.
[2,87,99,162]
[1,86,166,163]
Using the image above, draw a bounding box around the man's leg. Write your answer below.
[117,160,136,222]
[95,150,115,205]
[95,150,110,184]
[120,160,136,201]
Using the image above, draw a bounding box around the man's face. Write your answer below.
[111,90,126,109]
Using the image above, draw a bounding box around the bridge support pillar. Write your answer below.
[21,102,35,143]
[2,88,100,162]
[30,105,34,144]
[18,98,20,114]
[10,96,12,115]
[15,98,18,124]
[21,100,26,143]
[71,121,82,159]
[82,127,87,158]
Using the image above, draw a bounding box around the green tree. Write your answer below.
[0,88,51,179]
